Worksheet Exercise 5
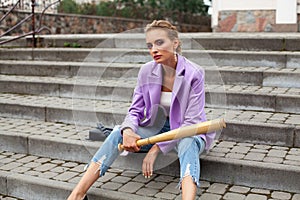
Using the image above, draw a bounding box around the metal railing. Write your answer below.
[0,0,60,47]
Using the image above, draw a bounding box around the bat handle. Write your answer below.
[118,143,124,151]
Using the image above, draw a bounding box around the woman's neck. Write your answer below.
[162,64,176,77]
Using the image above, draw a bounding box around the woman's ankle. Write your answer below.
[67,189,85,200]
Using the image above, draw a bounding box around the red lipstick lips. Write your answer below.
[154,55,162,60]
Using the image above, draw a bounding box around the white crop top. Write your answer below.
[160,91,172,116]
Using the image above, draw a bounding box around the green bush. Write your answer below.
[57,0,210,25]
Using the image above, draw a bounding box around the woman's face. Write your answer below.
[145,29,178,66]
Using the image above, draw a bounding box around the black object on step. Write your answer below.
[89,122,113,141]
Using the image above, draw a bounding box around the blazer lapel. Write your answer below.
[147,63,162,105]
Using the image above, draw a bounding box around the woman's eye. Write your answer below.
[156,40,164,46]
[146,43,153,49]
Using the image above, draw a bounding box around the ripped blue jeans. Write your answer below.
[90,119,205,187]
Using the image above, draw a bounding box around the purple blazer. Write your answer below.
[120,54,215,154]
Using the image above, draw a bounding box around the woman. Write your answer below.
[68,20,215,200]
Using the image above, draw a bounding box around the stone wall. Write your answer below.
[215,10,299,32]
[0,9,212,36]
[215,10,275,32]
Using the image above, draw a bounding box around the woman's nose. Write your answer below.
[150,45,158,53]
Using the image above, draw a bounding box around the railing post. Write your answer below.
[31,0,36,47]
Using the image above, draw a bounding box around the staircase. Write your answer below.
[0,33,300,200]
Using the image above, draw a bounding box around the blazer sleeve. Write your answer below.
[120,71,145,133]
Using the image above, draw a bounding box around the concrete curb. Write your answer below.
[2,173,155,200]
[1,131,300,193]
[2,48,300,68]
[201,156,300,193]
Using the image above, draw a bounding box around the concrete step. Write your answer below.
[1,60,300,87]
[1,150,299,200]
[0,117,300,194]
[2,33,300,51]
[0,94,299,147]
[1,48,300,68]
[1,76,300,114]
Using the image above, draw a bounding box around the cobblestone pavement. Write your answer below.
[0,116,300,172]
[0,93,300,126]
[1,74,300,96]
[0,150,300,200]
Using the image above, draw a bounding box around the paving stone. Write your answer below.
[206,152,225,157]
[254,145,272,150]
[271,191,292,199]
[0,162,22,171]
[69,164,86,173]
[38,171,59,179]
[101,182,123,190]
[199,181,210,189]
[268,149,287,158]
[162,182,180,195]
[226,153,245,159]
[263,156,283,164]
[293,194,300,200]
[250,148,268,154]
[229,186,251,194]
[118,182,144,193]
[286,155,300,161]
[111,176,131,184]
[11,166,30,173]
[217,141,236,148]
[10,154,26,159]
[231,146,250,154]
[98,172,117,182]
[244,152,265,161]
[121,170,140,177]
[0,158,16,164]
[206,183,228,195]
[199,193,222,200]
[22,161,42,169]
[212,147,231,153]
[53,171,78,181]
[23,170,41,176]
[154,175,175,183]
[68,176,82,184]
[136,187,159,197]
[223,192,246,200]
[62,162,78,168]
[132,174,155,183]
[245,194,267,200]
[146,181,167,190]
[34,163,57,172]
[17,156,39,163]
[283,160,300,166]
[34,158,51,163]
[155,192,176,200]
[251,188,270,195]
[50,166,69,173]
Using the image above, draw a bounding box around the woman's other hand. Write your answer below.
[142,144,160,178]
[122,128,141,152]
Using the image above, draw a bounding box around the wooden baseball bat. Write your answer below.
[118,118,226,151]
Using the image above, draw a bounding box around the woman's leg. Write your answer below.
[67,162,100,200]
[177,137,205,200]
[68,127,123,200]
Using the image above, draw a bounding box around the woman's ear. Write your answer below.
[173,39,179,51]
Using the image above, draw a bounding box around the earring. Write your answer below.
[174,51,177,62]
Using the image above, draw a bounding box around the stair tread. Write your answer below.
[0,93,299,125]
[0,149,299,199]
[0,115,299,168]
[1,75,300,95]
